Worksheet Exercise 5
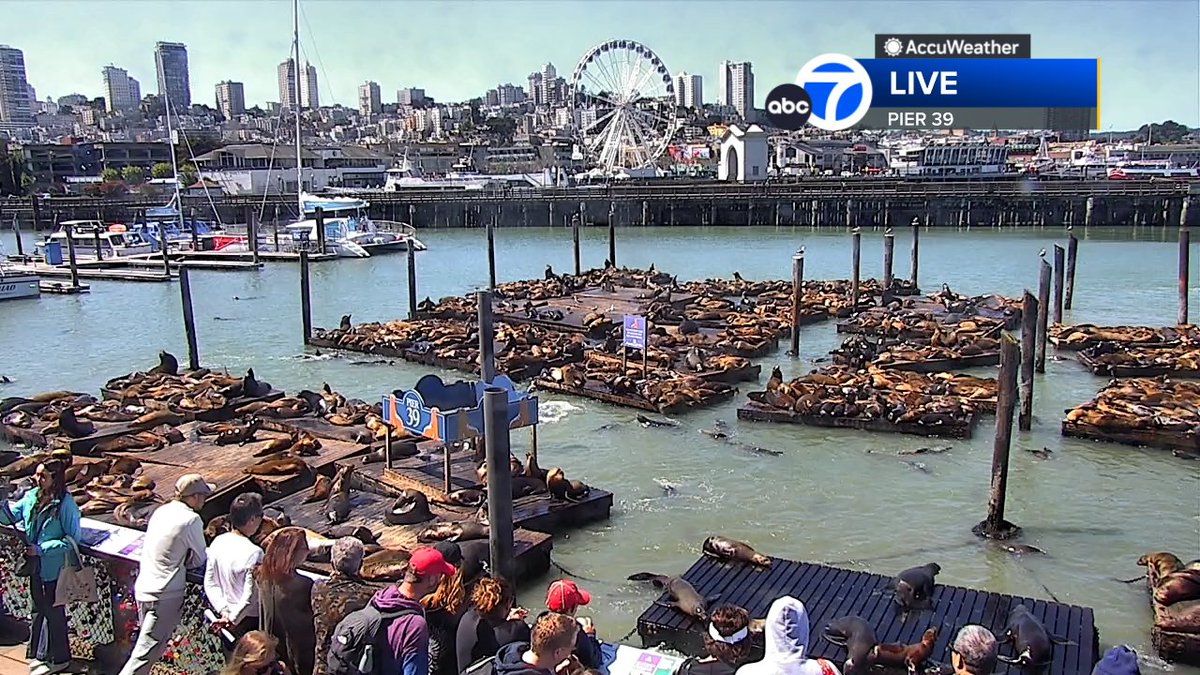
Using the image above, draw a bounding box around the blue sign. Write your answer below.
[381,374,539,443]
[860,58,1098,108]
[623,315,647,350]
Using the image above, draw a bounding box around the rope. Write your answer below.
[549,557,604,583]
[614,624,640,645]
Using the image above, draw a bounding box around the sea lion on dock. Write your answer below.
[1154,568,1200,606]
[131,410,184,429]
[339,314,352,330]
[114,500,160,530]
[215,418,262,446]
[325,465,354,524]
[253,436,295,457]
[418,520,489,543]
[93,431,167,454]
[702,535,771,567]
[149,351,179,376]
[324,524,377,545]
[58,408,96,439]
[246,457,310,477]
[997,605,1055,668]
[442,489,485,508]
[871,627,938,673]
[1138,551,1185,586]
[822,616,877,675]
[361,549,412,582]
[627,572,713,621]
[303,475,331,503]
[386,490,435,525]
[525,451,547,482]
[242,368,272,398]
[894,563,941,613]
[546,467,590,501]
[0,453,51,479]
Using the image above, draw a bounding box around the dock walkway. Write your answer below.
[636,555,1098,675]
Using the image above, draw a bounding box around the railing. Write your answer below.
[370,219,419,238]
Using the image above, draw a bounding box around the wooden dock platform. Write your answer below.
[737,402,978,439]
[114,255,265,271]
[39,280,90,294]
[635,555,1099,675]
[10,263,171,283]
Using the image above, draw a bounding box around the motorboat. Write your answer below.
[0,261,39,301]
[284,193,425,257]
[34,221,154,261]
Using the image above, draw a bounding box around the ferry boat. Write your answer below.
[0,263,39,301]
[1107,162,1200,180]
[34,221,155,261]
[382,157,493,192]
[283,193,425,258]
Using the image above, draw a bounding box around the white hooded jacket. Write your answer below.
[735,597,841,675]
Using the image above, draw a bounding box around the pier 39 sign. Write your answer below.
[765,44,1099,132]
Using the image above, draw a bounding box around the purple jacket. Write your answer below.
[372,586,429,675]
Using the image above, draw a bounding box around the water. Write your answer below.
[2,226,1198,671]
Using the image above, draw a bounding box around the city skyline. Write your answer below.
[5,0,1199,130]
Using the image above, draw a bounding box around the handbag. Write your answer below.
[54,536,99,607]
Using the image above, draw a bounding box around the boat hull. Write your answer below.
[0,274,41,301]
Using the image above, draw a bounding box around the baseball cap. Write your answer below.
[1093,645,1140,675]
[546,579,590,612]
[410,546,456,578]
[175,474,216,498]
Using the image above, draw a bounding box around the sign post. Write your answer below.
[623,314,648,374]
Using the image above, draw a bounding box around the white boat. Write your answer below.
[284,193,425,258]
[34,221,154,261]
[0,264,40,301]
[383,156,493,192]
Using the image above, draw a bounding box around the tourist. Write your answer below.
[544,579,601,668]
[456,575,531,673]
[488,611,580,675]
[949,625,998,675]
[119,474,212,675]
[423,542,470,675]
[736,596,841,675]
[679,605,755,675]
[1093,645,1140,675]
[0,459,80,675]
[219,630,292,675]
[312,537,378,675]
[370,545,456,675]
[257,528,317,675]
[204,492,265,639]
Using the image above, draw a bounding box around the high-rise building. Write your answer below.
[103,65,141,112]
[527,72,543,107]
[718,61,753,119]
[673,72,703,110]
[57,94,87,108]
[154,41,191,109]
[358,81,381,116]
[277,59,298,110]
[484,89,499,107]
[397,87,426,106]
[0,45,34,126]
[541,63,558,106]
[215,80,245,119]
[301,63,318,109]
[496,83,524,107]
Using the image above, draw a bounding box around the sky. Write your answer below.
[6,0,1199,130]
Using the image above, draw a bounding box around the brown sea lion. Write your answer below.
[215,418,261,446]
[131,410,184,428]
[148,350,179,376]
[303,475,331,503]
[386,490,435,525]
[324,524,377,544]
[871,627,939,673]
[895,563,941,612]
[114,500,160,529]
[1154,569,1200,606]
[702,535,771,567]
[627,572,713,621]
[325,465,353,524]
[546,467,590,501]
[1156,599,1200,632]
[525,451,547,481]
[823,616,877,675]
[93,432,166,454]
[0,453,53,478]
[361,548,412,582]
[65,460,110,487]
[253,436,295,457]
[441,489,485,507]
[417,520,489,543]
[289,433,322,457]
[110,456,142,475]
[245,457,309,476]
[58,408,96,439]
[1138,551,1185,586]
[997,605,1056,668]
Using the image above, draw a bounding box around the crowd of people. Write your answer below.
[0,461,1150,675]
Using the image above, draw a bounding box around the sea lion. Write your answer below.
[635,413,679,428]
[524,451,547,481]
[894,563,941,612]
[215,418,261,446]
[822,616,877,675]
[418,520,489,543]
[510,476,546,498]
[872,627,939,673]
[325,465,353,524]
[1138,551,1185,586]
[324,524,377,545]
[303,475,331,503]
[545,467,590,501]
[702,535,771,567]
[131,410,184,429]
[149,351,179,376]
[114,500,160,530]
[339,314,352,330]
[361,548,412,582]
[627,572,713,621]
[242,368,272,399]
[254,436,295,457]
[998,605,1054,668]
[1154,569,1200,606]
[386,490,435,525]
[442,489,485,508]
[58,407,96,439]
[0,453,53,478]
[245,456,309,476]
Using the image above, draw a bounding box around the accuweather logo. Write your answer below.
[794,53,873,131]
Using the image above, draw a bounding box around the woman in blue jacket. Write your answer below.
[0,459,81,675]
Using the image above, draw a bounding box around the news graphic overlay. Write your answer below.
[794,53,874,131]
[764,84,812,131]
[874,34,1031,59]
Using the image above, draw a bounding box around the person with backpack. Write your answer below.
[488,612,581,675]
[326,546,455,675]
[456,575,530,674]
[313,538,380,675]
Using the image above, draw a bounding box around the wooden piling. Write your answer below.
[158,220,171,277]
[273,219,280,253]
[478,290,496,383]
[790,249,804,357]
[486,213,496,291]
[12,217,24,257]
[850,228,861,311]
[1084,196,1094,229]
[608,202,616,266]
[1052,244,1065,324]
[1064,230,1079,310]
[443,445,453,495]
[92,227,103,261]
[530,426,539,468]
[179,266,201,370]
[910,217,920,287]
[483,387,515,582]
[314,206,326,255]
[64,222,80,289]
[882,228,895,291]
[248,207,260,266]
[974,332,1021,540]
[299,250,312,343]
[571,213,581,276]
[1180,224,1191,326]
[1036,259,1051,373]
[1018,290,1038,431]
[407,244,417,320]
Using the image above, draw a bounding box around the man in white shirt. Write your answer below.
[118,474,212,675]
[204,492,264,639]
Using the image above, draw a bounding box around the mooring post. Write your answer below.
[483,387,515,582]
[976,332,1021,539]
[486,213,496,291]
[12,217,24,257]
[64,223,80,289]
[1180,224,1191,325]
[790,248,805,357]
[273,218,280,252]
[1018,290,1038,431]
[92,226,103,261]
[443,444,453,495]
[384,431,392,470]
[909,217,920,287]
[477,290,496,383]
[571,213,581,276]
[850,227,861,311]
[158,220,171,277]
[179,266,201,370]
[882,227,895,292]
[248,207,260,266]
[299,250,312,343]
[1036,259,1051,373]
[1064,229,1079,310]
[314,206,326,256]
[530,425,539,468]
[608,202,616,266]
[407,244,418,320]
[1052,244,1065,324]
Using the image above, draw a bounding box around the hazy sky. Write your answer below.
[8,0,1199,129]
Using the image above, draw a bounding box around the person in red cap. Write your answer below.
[544,579,602,668]
[369,546,456,675]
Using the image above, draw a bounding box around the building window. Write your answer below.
[752,165,759,176]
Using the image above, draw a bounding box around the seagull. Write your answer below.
[1038,248,1047,257]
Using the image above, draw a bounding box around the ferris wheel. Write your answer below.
[570,39,681,175]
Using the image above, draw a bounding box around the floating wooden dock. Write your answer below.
[97,387,286,423]
[1061,421,1198,453]
[113,255,264,271]
[10,263,171,282]
[635,554,1099,675]
[533,377,737,415]
[1075,348,1200,379]
[737,402,978,439]
[877,352,1001,373]
[39,280,90,294]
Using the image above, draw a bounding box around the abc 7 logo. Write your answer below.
[765,84,812,131]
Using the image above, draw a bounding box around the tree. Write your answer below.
[151,162,175,179]
[122,166,146,185]
[1136,120,1189,145]
[100,167,120,182]
[179,163,198,186]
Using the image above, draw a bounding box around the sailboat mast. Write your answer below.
[293,0,303,218]
[164,95,186,234]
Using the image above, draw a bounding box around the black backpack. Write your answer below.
[326,603,421,675]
